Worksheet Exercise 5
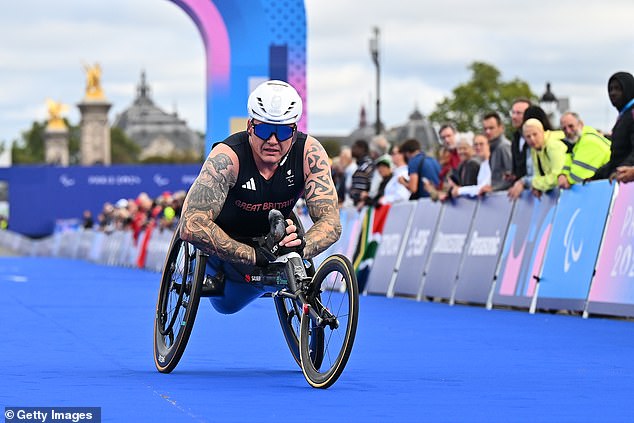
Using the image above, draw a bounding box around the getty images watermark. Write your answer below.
[4,407,101,423]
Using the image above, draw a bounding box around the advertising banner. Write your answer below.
[420,197,477,300]
[587,182,634,317]
[537,181,614,311]
[391,199,442,298]
[365,202,415,295]
[493,190,558,308]
[0,165,200,237]
[452,193,513,305]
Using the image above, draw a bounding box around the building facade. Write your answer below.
[113,71,203,160]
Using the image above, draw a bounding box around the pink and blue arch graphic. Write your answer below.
[170,0,307,153]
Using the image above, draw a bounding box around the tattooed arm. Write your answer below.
[302,136,342,259]
[179,144,256,265]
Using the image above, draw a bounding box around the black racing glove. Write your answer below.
[254,210,287,267]
[253,210,306,266]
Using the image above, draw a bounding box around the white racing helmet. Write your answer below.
[247,80,303,124]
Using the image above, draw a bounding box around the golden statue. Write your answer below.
[45,99,69,130]
[83,62,105,100]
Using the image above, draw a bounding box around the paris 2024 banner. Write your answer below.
[587,182,634,316]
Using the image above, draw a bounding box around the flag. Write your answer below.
[353,204,391,291]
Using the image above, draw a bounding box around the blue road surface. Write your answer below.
[1,257,633,422]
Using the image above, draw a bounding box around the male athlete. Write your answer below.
[179,80,341,314]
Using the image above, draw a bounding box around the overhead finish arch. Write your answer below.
[169,0,307,154]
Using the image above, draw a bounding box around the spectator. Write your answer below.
[99,202,116,233]
[368,135,391,199]
[446,134,491,198]
[558,112,611,188]
[615,166,634,183]
[480,112,513,193]
[523,118,568,197]
[81,210,94,229]
[438,138,480,201]
[171,190,186,221]
[158,191,178,230]
[131,195,149,242]
[398,138,441,200]
[437,145,454,190]
[349,140,375,208]
[438,123,461,171]
[337,146,357,207]
[331,156,345,205]
[508,105,563,199]
[364,156,393,207]
[452,138,481,187]
[594,71,634,180]
[507,98,532,198]
[378,145,411,205]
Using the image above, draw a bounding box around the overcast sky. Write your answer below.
[1,0,634,149]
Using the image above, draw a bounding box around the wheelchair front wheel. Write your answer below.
[153,232,206,373]
[275,294,324,369]
[299,254,358,389]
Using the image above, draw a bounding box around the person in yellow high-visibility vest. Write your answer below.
[558,112,612,188]
[523,118,568,197]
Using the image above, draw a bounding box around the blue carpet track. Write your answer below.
[1,257,633,422]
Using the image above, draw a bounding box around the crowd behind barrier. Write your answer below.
[2,179,633,320]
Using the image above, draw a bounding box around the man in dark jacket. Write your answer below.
[594,71,634,180]
[480,112,513,192]
[349,139,375,207]
[509,98,532,181]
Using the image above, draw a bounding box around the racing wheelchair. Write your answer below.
[153,210,359,389]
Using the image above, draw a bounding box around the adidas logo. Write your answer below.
[241,177,256,191]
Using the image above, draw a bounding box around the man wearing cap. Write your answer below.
[179,80,340,314]
[362,155,393,206]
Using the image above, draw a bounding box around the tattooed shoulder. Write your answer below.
[303,137,336,205]
[185,147,238,215]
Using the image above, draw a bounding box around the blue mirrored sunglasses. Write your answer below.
[252,122,296,141]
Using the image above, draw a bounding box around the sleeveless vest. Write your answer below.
[214,131,306,239]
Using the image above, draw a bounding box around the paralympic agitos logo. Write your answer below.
[563,208,584,273]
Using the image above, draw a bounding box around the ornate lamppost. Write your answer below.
[369,27,382,135]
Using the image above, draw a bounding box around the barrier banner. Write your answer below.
[587,182,634,317]
[365,201,415,295]
[0,165,200,237]
[452,193,513,305]
[420,197,477,300]
[493,190,558,308]
[537,181,614,311]
[391,199,442,298]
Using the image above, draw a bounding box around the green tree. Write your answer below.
[140,149,203,164]
[67,124,81,165]
[320,139,341,158]
[429,62,536,134]
[110,126,141,164]
[11,119,80,164]
[11,121,46,164]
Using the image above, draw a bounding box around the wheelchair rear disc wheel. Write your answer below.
[153,232,205,373]
[299,254,358,389]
